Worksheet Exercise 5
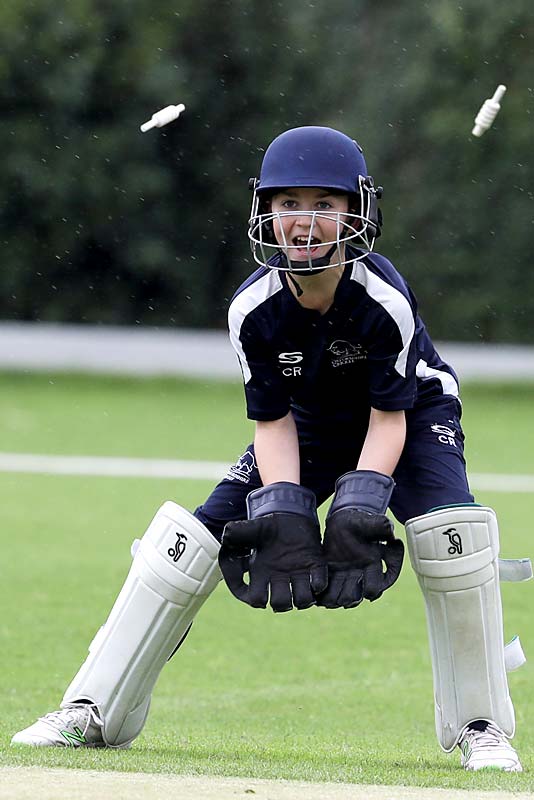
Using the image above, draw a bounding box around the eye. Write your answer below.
[316,200,334,210]
[280,199,297,209]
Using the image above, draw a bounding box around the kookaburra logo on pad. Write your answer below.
[168,532,188,562]
[441,527,463,555]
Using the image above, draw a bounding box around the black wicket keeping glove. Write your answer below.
[317,470,404,609]
[218,482,327,612]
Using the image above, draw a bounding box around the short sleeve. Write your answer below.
[350,260,417,410]
[228,302,290,421]
[365,314,418,410]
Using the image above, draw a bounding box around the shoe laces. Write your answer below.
[462,722,510,751]
[38,704,104,733]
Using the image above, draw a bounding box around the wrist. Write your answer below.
[247,482,318,523]
[329,470,394,516]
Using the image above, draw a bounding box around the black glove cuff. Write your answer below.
[328,470,395,516]
[246,482,318,523]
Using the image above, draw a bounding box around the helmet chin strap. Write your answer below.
[287,272,304,297]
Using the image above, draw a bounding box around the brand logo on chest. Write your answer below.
[278,351,303,376]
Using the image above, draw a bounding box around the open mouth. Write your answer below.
[291,236,322,257]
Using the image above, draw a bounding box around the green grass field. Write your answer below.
[1,372,534,792]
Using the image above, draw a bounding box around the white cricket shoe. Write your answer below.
[459,721,522,772]
[11,703,106,748]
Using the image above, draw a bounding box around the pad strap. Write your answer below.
[499,558,533,582]
[505,636,526,672]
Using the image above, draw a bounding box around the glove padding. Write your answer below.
[317,470,404,609]
[219,483,327,612]
[317,508,404,608]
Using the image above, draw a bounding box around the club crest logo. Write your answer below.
[327,340,366,367]
[441,527,463,555]
[226,449,258,484]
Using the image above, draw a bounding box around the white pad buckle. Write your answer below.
[406,505,517,751]
[505,636,526,672]
[62,501,220,746]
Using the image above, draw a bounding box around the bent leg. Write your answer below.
[405,504,523,771]
[389,398,473,524]
[393,399,523,770]
[405,505,515,750]
[12,503,220,748]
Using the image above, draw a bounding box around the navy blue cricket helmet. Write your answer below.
[248,126,382,273]
[257,126,369,194]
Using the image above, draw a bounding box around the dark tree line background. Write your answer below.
[1,1,533,341]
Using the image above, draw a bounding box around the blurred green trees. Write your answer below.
[0,0,532,340]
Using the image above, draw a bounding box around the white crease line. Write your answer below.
[0,453,533,492]
[0,452,228,480]
[468,472,534,492]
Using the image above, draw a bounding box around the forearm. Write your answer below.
[357,408,406,476]
[254,411,300,485]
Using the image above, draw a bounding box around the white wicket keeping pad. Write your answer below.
[405,506,514,751]
[62,501,221,747]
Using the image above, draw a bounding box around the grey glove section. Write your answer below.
[246,481,319,522]
[328,470,395,516]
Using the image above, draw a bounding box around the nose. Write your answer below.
[293,211,314,230]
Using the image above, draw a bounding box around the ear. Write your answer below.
[348,192,362,215]
[258,194,273,215]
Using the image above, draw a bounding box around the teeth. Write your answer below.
[294,237,320,246]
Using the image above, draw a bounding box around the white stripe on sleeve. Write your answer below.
[228,271,283,384]
[416,358,459,397]
[350,261,415,377]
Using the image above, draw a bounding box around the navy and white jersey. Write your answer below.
[228,248,459,444]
